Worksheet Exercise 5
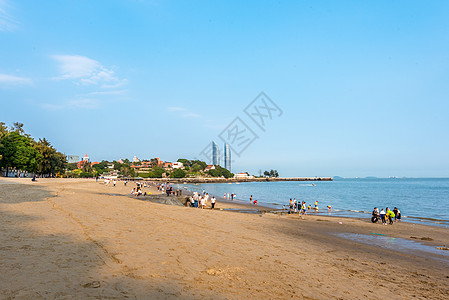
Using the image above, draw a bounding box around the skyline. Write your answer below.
[1,1,449,178]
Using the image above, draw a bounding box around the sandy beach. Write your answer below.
[0,178,448,299]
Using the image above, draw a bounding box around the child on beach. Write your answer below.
[211,196,216,209]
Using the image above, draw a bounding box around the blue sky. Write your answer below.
[1,0,448,177]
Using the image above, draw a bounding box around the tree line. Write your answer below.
[0,122,67,177]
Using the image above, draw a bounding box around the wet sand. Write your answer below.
[1,178,448,299]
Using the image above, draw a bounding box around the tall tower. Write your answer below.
[212,141,219,165]
[224,143,231,171]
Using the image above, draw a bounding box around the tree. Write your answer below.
[190,160,207,170]
[0,131,40,176]
[81,160,92,173]
[171,168,186,178]
[208,165,233,178]
[263,170,279,178]
[152,166,165,178]
[177,158,191,167]
[191,163,203,172]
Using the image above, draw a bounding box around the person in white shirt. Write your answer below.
[200,196,206,209]
[211,196,216,209]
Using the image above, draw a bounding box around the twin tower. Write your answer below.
[212,142,231,171]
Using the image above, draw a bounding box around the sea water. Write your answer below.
[175,178,449,227]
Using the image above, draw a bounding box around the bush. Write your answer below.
[171,168,186,178]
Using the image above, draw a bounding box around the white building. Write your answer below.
[233,173,254,179]
[133,155,140,163]
[172,162,184,169]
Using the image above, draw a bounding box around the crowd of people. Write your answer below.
[188,191,216,209]
[371,207,401,225]
[283,199,329,215]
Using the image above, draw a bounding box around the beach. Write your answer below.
[1,178,448,299]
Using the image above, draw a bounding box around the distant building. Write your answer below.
[212,141,219,165]
[77,154,90,169]
[117,157,124,164]
[205,165,215,172]
[172,162,183,169]
[234,173,254,179]
[133,155,140,163]
[224,143,231,171]
[163,162,173,169]
[67,155,79,164]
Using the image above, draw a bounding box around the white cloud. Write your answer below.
[52,55,126,87]
[89,90,126,96]
[40,98,100,111]
[0,73,32,85]
[0,0,18,32]
[167,106,201,118]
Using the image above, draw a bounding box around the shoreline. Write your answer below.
[1,177,448,299]
[174,181,449,229]
[139,176,333,183]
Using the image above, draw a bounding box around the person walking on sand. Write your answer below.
[113,180,116,187]
[211,196,216,209]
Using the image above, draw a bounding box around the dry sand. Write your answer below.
[0,178,448,299]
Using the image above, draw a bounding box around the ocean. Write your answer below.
[175,178,449,227]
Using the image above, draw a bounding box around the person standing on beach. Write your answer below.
[200,196,206,209]
[250,195,253,203]
[211,196,216,209]
[113,180,116,187]
[314,200,318,210]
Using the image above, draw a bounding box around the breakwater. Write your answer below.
[141,177,333,184]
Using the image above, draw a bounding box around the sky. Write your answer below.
[1,0,448,178]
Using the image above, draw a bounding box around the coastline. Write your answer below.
[175,179,449,228]
[141,176,333,184]
[1,177,448,299]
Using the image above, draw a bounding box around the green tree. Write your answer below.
[177,158,191,167]
[81,160,92,173]
[67,162,78,171]
[171,168,186,178]
[152,166,165,178]
[0,131,40,176]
